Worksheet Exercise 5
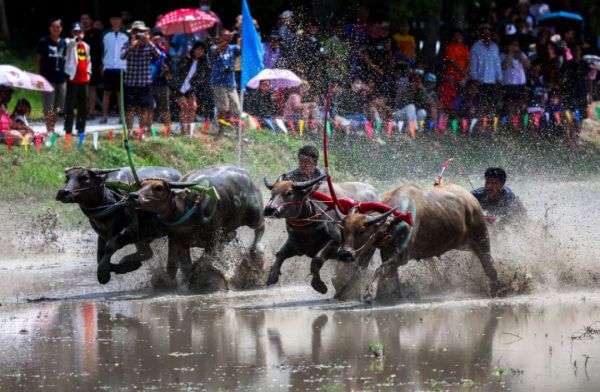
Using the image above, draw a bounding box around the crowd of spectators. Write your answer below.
[2,0,599,148]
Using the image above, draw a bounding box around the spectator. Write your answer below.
[529,0,550,24]
[394,72,435,130]
[322,22,351,85]
[36,18,66,136]
[439,28,470,112]
[0,86,13,143]
[80,13,103,118]
[298,23,325,93]
[276,10,297,69]
[245,80,276,118]
[454,79,482,119]
[391,22,416,65]
[101,15,129,124]
[198,0,222,39]
[63,23,92,136]
[120,20,161,135]
[209,29,241,135]
[0,90,33,146]
[357,22,393,100]
[470,24,503,114]
[282,83,319,125]
[501,36,530,115]
[10,98,35,140]
[172,41,211,136]
[150,28,172,133]
[423,73,440,122]
[263,30,281,69]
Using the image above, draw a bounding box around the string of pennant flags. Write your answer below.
[1,107,589,153]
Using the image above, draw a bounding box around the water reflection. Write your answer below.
[0,291,599,391]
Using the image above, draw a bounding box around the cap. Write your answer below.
[279,10,293,19]
[414,68,425,76]
[505,24,517,36]
[128,20,150,33]
[71,23,82,31]
[425,73,437,83]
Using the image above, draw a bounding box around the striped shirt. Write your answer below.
[120,41,160,87]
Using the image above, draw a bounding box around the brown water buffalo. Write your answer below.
[263,174,379,295]
[56,166,182,284]
[128,165,265,285]
[337,183,503,302]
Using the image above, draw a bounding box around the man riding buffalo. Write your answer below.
[337,182,504,302]
[56,166,182,284]
[282,145,325,182]
[471,167,527,225]
[128,164,264,287]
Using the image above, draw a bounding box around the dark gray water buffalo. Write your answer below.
[337,183,503,302]
[56,166,182,284]
[263,175,379,295]
[128,164,265,284]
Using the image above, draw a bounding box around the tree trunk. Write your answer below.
[422,10,441,70]
[0,0,9,40]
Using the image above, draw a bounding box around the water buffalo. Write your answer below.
[128,164,265,285]
[263,175,379,295]
[337,183,503,302]
[56,166,182,284]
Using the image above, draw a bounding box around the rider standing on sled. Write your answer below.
[471,167,526,225]
[282,145,325,182]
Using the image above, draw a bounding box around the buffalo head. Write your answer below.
[129,179,199,217]
[263,174,326,218]
[56,167,120,203]
[337,207,397,262]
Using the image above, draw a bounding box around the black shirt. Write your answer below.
[36,36,66,84]
[282,167,325,182]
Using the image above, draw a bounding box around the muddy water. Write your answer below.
[1,180,600,391]
[1,288,600,391]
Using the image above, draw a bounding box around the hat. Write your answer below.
[279,10,293,19]
[71,23,82,31]
[269,30,280,39]
[425,73,437,83]
[128,20,150,33]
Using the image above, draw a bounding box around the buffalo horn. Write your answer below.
[263,177,274,190]
[292,174,326,190]
[91,168,121,175]
[168,182,200,189]
[365,208,397,227]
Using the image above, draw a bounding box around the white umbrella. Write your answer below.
[246,68,303,89]
[0,65,54,92]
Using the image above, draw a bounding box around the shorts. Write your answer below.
[41,82,66,114]
[89,66,102,87]
[151,85,170,114]
[103,69,122,91]
[212,86,240,116]
[124,85,154,110]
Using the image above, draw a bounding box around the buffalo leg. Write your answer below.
[333,247,377,300]
[310,241,338,294]
[267,242,297,286]
[363,253,407,303]
[112,242,153,274]
[250,222,265,257]
[97,230,137,284]
[166,236,179,280]
[97,237,106,264]
[470,236,503,297]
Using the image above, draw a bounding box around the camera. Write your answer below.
[136,32,146,40]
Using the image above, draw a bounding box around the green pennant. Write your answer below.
[151,127,157,139]
[189,185,220,200]
[451,119,458,135]
[375,120,382,135]
[523,114,530,129]
[50,133,58,147]
[326,121,332,137]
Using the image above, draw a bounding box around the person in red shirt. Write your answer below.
[63,23,91,135]
[439,29,470,113]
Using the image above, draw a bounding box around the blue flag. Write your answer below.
[241,0,264,90]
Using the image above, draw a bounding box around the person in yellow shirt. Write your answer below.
[392,22,416,65]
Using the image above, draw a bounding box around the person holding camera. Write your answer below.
[63,23,92,136]
[120,20,161,137]
[209,29,241,135]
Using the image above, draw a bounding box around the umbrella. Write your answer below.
[246,68,303,89]
[0,65,54,92]
[156,8,218,35]
[583,55,600,71]
[538,11,584,32]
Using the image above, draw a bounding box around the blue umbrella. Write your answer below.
[538,11,583,23]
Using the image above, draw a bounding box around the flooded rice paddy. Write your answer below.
[0,180,599,391]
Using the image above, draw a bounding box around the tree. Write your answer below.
[0,0,9,40]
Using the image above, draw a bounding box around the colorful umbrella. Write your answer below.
[246,68,303,89]
[0,65,54,92]
[156,8,218,35]
[538,11,584,32]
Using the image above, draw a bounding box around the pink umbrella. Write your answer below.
[246,68,304,89]
[156,8,218,35]
[0,65,54,92]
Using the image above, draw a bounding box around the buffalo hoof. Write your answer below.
[311,275,328,294]
[266,269,280,286]
[97,262,112,284]
[490,281,509,298]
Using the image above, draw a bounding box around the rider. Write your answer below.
[471,167,526,224]
[282,145,325,182]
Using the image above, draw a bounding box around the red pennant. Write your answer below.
[65,133,72,151]
[461,118,468,134]
[553,111,561,124]
[34,134,42,153]
[512,114,519,129]
[287,119,297,136]
[365,121,373,139]
[108,130,114,144]
[202,120,210,134]
[533,112,541,129]
[482,116,488,128]
[137,127,143,140]
[386,121,393,136]
[438,117,447,134]
[6,135,13,151]
[309,119,316,129]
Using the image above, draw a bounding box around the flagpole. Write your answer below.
[237,88,244,166]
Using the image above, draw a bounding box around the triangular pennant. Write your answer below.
[287,119,297,136]
[34,134,42,153]
[386,121,393,137]
[77,133,85,150]
[298,119,304,136]
[365,121,373,139]
[23,135,29,152]
[65,133,72,151]
[409,120,416,139]
[493,116,499,132]
[93,132,99,150]
[6,135,13,151]
[397,121,404,133]
[451,119,458,135]
[274,118,288,134]
[461,118,468,133]
[326,120,332,137]
[108,130,114,144]
[50,133,58,147]
[469,118,478,134]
